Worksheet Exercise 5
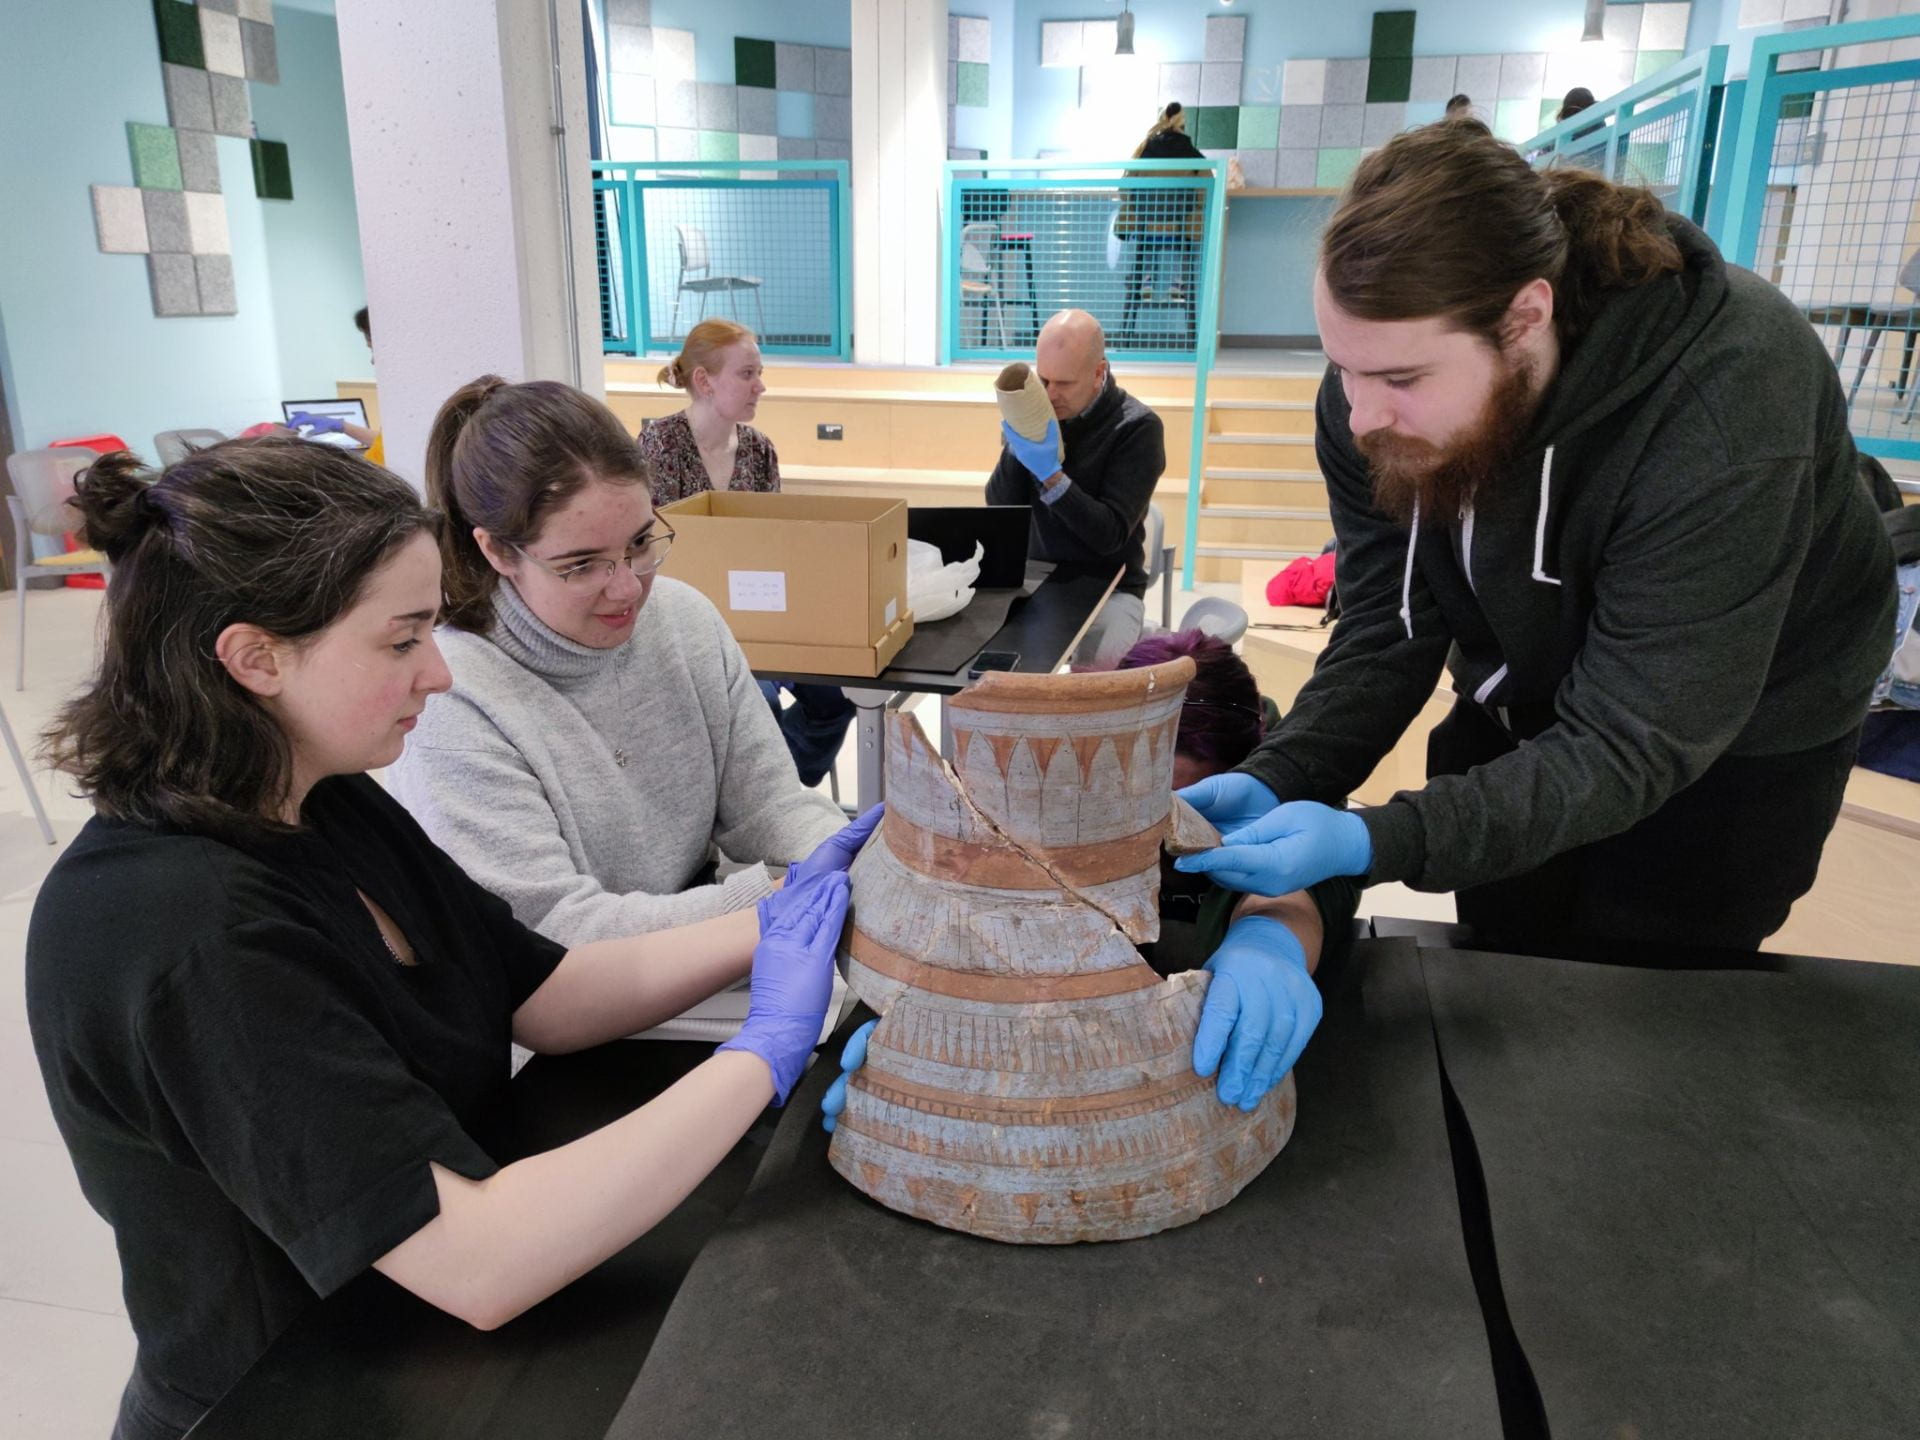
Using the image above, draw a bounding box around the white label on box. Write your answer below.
[727,570,788,612]
[885,597,898,626]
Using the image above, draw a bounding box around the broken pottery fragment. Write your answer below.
[829,658,1295,1244]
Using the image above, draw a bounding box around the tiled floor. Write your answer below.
[0,570,1451,1438]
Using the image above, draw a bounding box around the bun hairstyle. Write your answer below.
[424,375,651,632]
[656,317,756,393]
[44,438,438,839]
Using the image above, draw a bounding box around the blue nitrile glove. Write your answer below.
[819,1018,877,1133]
[1193,915,1323,1110]
[288,411,345,434]
[717,871,849,1105]
[999,419,1064,485]
[1176,772,1281,838]
[787,803,884,889]
[1174,799,1371,897]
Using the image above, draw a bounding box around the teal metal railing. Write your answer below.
[591,160,853,361]
[941,158,1229,588]
[1519,46,1729,225]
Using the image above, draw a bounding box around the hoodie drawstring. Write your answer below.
[1532,445,1562,587]
[1399,497,1421,639]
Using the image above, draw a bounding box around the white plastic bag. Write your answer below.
[907,539,984,624]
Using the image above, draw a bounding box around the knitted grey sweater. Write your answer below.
[389,577,845,946]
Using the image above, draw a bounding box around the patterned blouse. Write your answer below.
[638,410,782,507]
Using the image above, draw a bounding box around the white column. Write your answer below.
[851,0,947,366]
[335,0,602,485]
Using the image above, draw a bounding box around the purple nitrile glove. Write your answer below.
[1193,914,1322,1110]
[786,803,884,889]
[288,411,345,435]
[717,870,849,1105]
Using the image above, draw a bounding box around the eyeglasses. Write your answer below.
[516,524,675,585]
[1180,698,1263,720]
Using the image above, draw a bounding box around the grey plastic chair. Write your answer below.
[671,224,765,338]
[1144,503,1177,629]
[154,428,227,465]
[0,695,55,844]
[7,448,110,691]
[1177,595,1249,646]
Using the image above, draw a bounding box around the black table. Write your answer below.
[188,1042,772,1440]
[607,938,1507,1439]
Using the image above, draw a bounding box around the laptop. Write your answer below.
[281,397,369,449]
[909,505,1031,588]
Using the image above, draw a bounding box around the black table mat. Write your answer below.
[1422,946,1920,1440]
[887,586,1026,673]
[609,939,1504,1439]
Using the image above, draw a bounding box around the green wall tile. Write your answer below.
[1194,105,1239,149]
[956,61,989,107]
[735,37,775,89]
[153,0,204,68]
[1238,105,1279,149]
[697,129,740,161]
[1494,98,1538,142]
[250,138,293,200]
[128,123,183,191]
[1370,11,1416,59]
[1316,147,1361,188]
[1636,49,1682,82]
[1366,55,1413,103]
[1541,99,1563,129]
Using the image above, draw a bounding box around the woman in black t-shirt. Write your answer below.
[25,440,871,1440]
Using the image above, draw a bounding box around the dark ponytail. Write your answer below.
[43,439,438,840]
[424,376,652,632]
[1321,117,1683,348]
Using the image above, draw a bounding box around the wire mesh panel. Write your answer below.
[590,161,851,359]
[945,160,1226,363]
[594,183,631,353]
[1614,107,1692,203]
[1718,15,1920,460]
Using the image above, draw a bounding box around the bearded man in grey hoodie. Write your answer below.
[1179,119,1896,955]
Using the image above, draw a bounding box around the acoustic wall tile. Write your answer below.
[128,123,183,190]
[1636,49,1682,80]
[201,0,237,13]
[1235,148,1276,188]
[1363,102,1407,145]
[957,16,991,64]
[654,28,695,82]
[1403,100,1448,127]
[1200,62,1242,107]
[1316,147,1362,188]
[949,14,959,55]
[1159,62,1201,107]
[237,0,275,21]
[1041,21,1082,68]
[697,129,739,161]
[1082,20,1117,57]
[148,253,199,316]
[241,19,278,83]
[177,129,220,192]
[740,132,778,160]
[609,23,652,74]
[606,123,656,161]
[185,191,229,254]
[1205,14,1247,62]
[815,47,851,96]
[776,89,814,138]
[1193,105,1238,150]
[606,0,651,24]
[656,126,698,161]
[775,42,814,91]
[142,188,191,253]
[735,37,775,88]
[153,0,204,68]
[1367,56,1413,103]
[1606,4,1647,47]
[1278,103,1322,149]
[1494,97,1538,141]
[1544,48,1589,97]
[199,9,245,77]
[815,93,851,141]
[1238,105,1279,149]
[1371,10,1416,58]
[610,72,654,127]
[738,85,775,135]
[250,138,292,199]
[1783,0,1828,18]
[657,79,697,129]
[1318,103,1363,147]
[815,139,852,162]
[196,255,236,315]
[1641,2,1693,49]
[210,73,250,136]
[1498,52,1547,99]
[1283,59,1327,106]
[696,82,737,131]
[164,63,213,131]
[1274,149,1319,188]
[1324,58,1369,106]
[91,186,150,253]
[1739,0,1786,21]
[956,62,989,107]
[777,136,815,160]
[1452,53,1502,104]
[1409,54,1458,102]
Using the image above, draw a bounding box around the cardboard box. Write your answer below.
[659,492,914,677]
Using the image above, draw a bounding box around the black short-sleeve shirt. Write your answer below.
[25,774,566,1440]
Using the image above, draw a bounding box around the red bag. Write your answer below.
[1266,552,1336,608]
[48,435,129,589]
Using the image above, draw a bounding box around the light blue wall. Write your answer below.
[1221,196,1338,340]
[648,0,853,84]
[0,0,365,459]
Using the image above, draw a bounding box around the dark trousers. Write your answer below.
[1428,700,1860,952]
[758,680,855,789]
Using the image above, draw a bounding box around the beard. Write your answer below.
[1356,352,1543,525]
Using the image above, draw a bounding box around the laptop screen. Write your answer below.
[281,398,369,448]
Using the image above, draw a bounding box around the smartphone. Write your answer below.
[967,650,1021,680]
